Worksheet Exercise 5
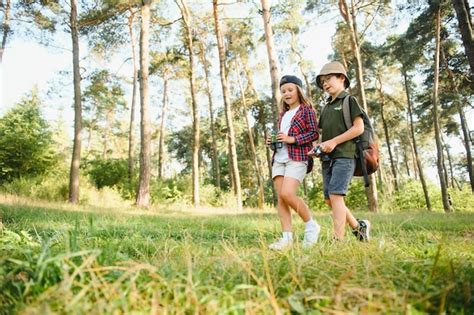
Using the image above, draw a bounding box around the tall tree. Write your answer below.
[136,0,152,207]
[432,4,452,213]
[197,40,221,188]
[68,0,82,203]
[338,0,378,212]
[234,59,265,208]
[440,45,473,192]
[176,0,200,207]
[213,0,242,210]
[375,70,399,191]
[0,0,11,63]
[451,0,474,76]
[260,0,281,128]
[127,9,139,181]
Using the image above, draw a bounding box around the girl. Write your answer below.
[266,75,320,250]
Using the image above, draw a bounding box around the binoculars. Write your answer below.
[270,133,283,151]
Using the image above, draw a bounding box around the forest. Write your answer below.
[0,0,473,313]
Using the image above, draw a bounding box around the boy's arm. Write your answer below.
[321,116,363,152]
[294,108,319,145]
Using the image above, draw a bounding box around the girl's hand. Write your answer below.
[277,132,295,144]
[319,140,337,153]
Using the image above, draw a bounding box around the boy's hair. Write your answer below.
[279,85,313,112]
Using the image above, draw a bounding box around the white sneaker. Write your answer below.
[302,224,320,248]
[269,238,293,250]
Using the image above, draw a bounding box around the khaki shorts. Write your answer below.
[272,160,308,183]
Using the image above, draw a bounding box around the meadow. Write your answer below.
[0,194,473,314]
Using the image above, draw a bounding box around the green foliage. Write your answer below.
[86,158,128,189]
[0,92,58,183]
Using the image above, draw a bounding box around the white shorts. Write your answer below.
[272,160,308,183]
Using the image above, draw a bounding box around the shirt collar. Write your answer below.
[326,91,349,104]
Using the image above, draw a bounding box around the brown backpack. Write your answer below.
[342,96,380,187]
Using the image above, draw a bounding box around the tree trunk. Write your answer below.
[339,0,378,212]
[177,0,200,207]
[376,72,398,191]
[136,0,152,208]
[441,44,474,192]
[451,0,474,77]
[199,45,221,189]
[289,31,312,99]
[432,7,452,213]
[68,0,82,204]
[158,73,168,179]
[127,10,138,181]
[0,0,10,64]
[213,0,242,210]
[403,69,431,211]
[260,0,281,129]
[244,62,276,205]
[235,60,264,208]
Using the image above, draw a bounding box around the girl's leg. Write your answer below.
[279,176,311,222]
[274,176,292,232]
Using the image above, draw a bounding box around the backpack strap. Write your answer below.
[342,95,353,131]
[342,95,370,187]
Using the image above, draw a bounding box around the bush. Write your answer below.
[86,158,128,190]
[0,92,58,183]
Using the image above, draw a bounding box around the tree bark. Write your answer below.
[136,0,152,208]
[177,0,200,207]
[403,69,431,211]
[260,0,281,129]
[0,0,10,64]
[376,72,398,191]
[158,73,168,179]
[432,6,452,213]
[213,0,242,210]
[199,44,221,189]
[451,0,474,77]
[127,10,138,181]
[68,0,82,204]
[235,60,264,208]
[339,0,378,212]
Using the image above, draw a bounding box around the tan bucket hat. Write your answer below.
[316,61,350,89]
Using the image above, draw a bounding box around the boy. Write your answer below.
[314,61,370,241]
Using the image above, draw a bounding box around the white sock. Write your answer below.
[282,231,293,241]
[304,219,319,230]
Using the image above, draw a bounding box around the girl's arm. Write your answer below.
[293,107,319,145]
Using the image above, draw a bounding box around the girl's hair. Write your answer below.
[279,84,313,112]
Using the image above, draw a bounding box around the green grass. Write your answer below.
[0,196,473,314]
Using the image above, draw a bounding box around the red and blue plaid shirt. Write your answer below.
[273,104,319,173]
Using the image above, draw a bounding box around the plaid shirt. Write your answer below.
[273,104,319,172]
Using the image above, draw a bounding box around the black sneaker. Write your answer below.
[352,219,370,242]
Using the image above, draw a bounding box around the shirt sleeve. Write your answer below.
[349,96,364,122]
[294,107,319,145]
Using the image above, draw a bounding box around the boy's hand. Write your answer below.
[277,132,295,144]
[319,140,336,153]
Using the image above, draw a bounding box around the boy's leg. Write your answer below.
[329,194,346,239]
[326,198,358,229]
[325,159,356,240]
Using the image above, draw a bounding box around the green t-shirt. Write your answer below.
[318,91,363,159]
